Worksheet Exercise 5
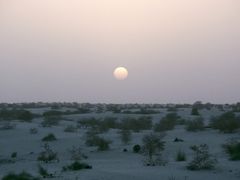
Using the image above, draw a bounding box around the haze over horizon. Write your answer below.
[0,0,240,104]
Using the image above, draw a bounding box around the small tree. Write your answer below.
[119,130,132,144]
[142,133,165,166]
[191,108,200,116]
[187,144,217,170]
[185,117,204,132]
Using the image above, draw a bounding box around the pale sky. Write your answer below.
[0,0,240,103]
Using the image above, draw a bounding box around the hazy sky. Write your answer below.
[0,0,240,103]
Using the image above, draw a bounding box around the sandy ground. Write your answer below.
[0,108,239,180]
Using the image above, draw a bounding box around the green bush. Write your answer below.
[85,135,111,151]
[185,118,204,132]
[38,165,54,178]
[191,108,200,116]
[187,144,217,170]
[119,130,132,144]
[210,112,240,133]
[42,133,57,141]
[41,116,61,127]
[175,150,186,161]
[133,144,141,153]
[37,143,58,163]
[223,139,240,160]
[2,171,39,180]
[154,113,179,132]
[142,133,165,166]
[62,161,92,171]
[64,125,77,132]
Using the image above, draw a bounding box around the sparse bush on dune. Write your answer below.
[64,125,77,132]
[142,133,166,166]
[85,134,111,151]
[175,149,186,161]
[38,165,55,178]
[37,143,58,163]
[69,146,88,161]
[223,138,240,161]
[29,128,38,134]
[120,116,152,132]
[133,144,141,153]
[185,117,205,132]
[191,107,200,116]
[119,129,132,145]
[41,116,61,127]
[210,112,240,133]
[154,113,179,132]
[187,144,217,170]
[0,109,34,122]
[0,122,16,130]
[42,133,57,141]
[62,161,92,171]
[2,171,39,180]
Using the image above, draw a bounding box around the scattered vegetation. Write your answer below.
[154,113,179,132]
[210,112,240,133]
[133,144,141,153]
[2,171,39,180]
[64,125,77,132]
[185,117,205,132]
[0,122,16,130]
[41,116,61,127]
[119,129,132,144]
[38,165,55,178]
[120,116,152,132]
[42,133,57,141]
[62,161,92,171]
[85,134,111,151]
[69,146,88,161]
[37,143,58,163]
[29,128,38,134]
[175,150,186,161]
[187,144,217,170]
[191,107,200,116]
[223,138,240,160]
[0,109,34,122]
[142,133,166,166]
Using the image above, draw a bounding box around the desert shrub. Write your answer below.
[223,139,240,160]
[133,144,141,153]
[64,125,77,133]
[185,117,204,132]
[0,109,33,122]
[62,161,92,171]
[119,130,132,144]
[42,133,57,141]
[187,144,217,170]
[2,171,39,180]
[69,146,87,161]
[29,128,38,134]
[11,152,17,159]
[191,107,200,116]
[175,150,186,161]
[120,116,152,132]
[142,133,165,166]
[85,135,111,151]
[41,116,61,127]
[43,110,62,117]
[0,122,16,130]
[154,113,179,132]
[77,117,100,129]
[38,165,55,178]
[37,143,58,163]
[210,112,240,133]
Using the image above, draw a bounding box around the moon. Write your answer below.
[113,67,128,80]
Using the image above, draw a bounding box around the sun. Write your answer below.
[113,67,128,80]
